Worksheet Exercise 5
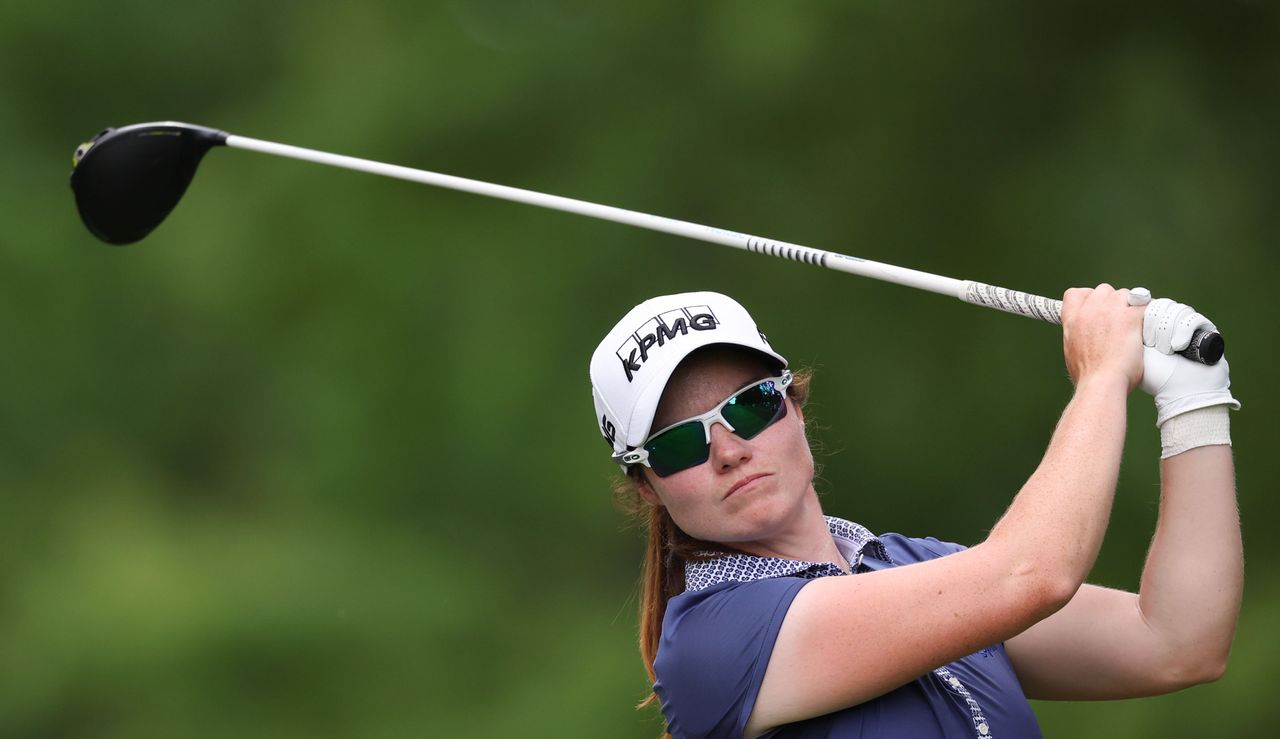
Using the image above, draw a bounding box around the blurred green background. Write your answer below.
[2,1,1277,736]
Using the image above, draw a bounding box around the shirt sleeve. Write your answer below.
[879,532,968,563]
[653,577,810,739]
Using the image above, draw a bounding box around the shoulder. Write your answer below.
[655,577,812,737]
[660,577,810,665]
[878,532,968,564]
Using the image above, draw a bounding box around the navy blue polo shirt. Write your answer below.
[652,517,1041,738]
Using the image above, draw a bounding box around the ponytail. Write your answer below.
[614,474,722,712]
[637,504,680,709]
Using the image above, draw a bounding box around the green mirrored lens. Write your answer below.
[640,378,788,477]
[722,381,785,439]
[645,421,710,477]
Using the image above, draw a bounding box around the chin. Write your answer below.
[720,496,794,541]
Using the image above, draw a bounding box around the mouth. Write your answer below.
[726,473,770,498]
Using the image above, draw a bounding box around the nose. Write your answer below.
[708,421,752,471]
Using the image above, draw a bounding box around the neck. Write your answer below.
[733,489,851,574]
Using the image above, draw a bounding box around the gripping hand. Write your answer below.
[1138,296,1239,426]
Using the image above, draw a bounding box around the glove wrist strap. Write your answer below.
[1160,405,1232,459]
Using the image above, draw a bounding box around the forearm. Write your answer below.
[1137,426,1242,678]
[986,373,1130,594]
[1004,293,1242,698]
[1004,437,1241,699]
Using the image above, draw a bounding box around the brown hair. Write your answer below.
[612,368,814,719]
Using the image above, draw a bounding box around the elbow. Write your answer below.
[1198,656,1229,684]
[1043,572,1083,612]
[982,543,1083,624]
[1167,649,1230,689]
[1153,643,1231,692]
[1012,561,1081,619]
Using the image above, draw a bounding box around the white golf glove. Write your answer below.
[1133,290,1240,457]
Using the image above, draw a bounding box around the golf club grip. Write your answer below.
[962,282,1224,365]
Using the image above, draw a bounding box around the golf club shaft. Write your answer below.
[227,135,1062,324]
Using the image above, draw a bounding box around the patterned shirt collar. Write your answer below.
[683,516,893,593]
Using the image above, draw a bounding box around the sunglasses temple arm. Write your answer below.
[612,448,647,466]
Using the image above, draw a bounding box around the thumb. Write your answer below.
[1139,346,1177,396]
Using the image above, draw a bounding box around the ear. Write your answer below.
[635,472,663,507]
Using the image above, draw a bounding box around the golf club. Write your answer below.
[69,121,1224,365]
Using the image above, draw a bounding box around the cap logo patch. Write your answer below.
[616,305,718,382]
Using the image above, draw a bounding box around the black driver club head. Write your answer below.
[69,122,229,245]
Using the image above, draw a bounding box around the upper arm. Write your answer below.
[744,542,1067,736]
[1005,583,1212,700]
[656,578,810,738]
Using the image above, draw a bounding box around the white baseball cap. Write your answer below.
[590,291,788,465]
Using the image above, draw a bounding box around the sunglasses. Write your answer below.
[613,370,793,477]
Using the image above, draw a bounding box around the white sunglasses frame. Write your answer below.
[611,370,793,470]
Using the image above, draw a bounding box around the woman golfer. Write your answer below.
[589,287,1241,738]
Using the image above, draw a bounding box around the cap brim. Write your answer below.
[622,343,786,448]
